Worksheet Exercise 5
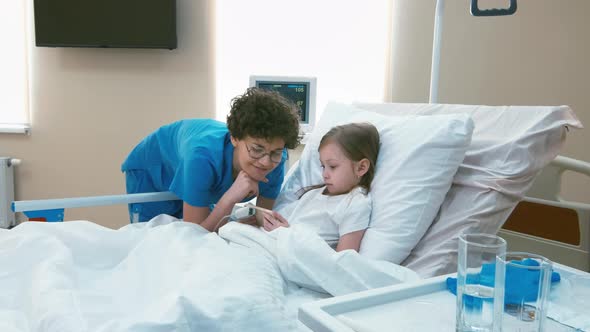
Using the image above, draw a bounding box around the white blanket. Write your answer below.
[0,215,419,332]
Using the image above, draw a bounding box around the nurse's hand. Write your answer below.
[262,211,289,232]
[225,170,260,203]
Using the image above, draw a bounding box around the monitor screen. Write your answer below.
[34,0,177,49]
[249,76,317,133]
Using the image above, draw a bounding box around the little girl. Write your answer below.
[262,122,380,252]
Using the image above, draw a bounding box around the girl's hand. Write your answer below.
[224,171,260,204]
[262,211,290,232]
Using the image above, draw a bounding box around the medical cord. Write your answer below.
[214,206,255,231]
[215,215,231,232]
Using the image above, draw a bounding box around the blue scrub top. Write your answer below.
[121,119,286,207]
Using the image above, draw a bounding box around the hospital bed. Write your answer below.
[5,99,586,331]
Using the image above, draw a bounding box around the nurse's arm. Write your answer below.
[183,199,234,232]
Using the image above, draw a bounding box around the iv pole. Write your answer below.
[428,0,518,104]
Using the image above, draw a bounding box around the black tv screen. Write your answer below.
[34,0,177,49]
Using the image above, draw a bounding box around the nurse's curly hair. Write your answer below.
[227,87,301,149]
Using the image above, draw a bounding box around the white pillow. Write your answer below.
[353,102,583,277]
[275,102,474,263]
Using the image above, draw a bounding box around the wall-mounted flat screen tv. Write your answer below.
[34,0,177,49]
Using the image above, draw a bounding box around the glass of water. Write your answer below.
[456,233,507,332]
[493,252,552,332]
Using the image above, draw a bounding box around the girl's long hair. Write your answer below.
[296,122,380,198]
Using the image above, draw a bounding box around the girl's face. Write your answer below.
[231,135,285,182]
[319,141,362,195]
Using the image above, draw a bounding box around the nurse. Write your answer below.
[121,87,301,231]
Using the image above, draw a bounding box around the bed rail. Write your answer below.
[500,155,590,272]
[12,191,179,222]
[527,155,590,201]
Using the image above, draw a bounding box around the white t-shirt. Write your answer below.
[285,186,372,248]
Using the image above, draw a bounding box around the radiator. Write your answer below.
[0,157,19,228]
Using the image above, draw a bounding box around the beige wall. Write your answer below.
[1,0,214,229]
[390,0,590,202]
[2,0,588,229]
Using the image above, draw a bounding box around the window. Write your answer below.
[0,0,30,134]
[215,0,391,123]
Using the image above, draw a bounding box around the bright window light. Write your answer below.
[215,0,390,123]
[0,0,30,131]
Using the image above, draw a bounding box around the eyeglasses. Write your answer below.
[246,144,283,163]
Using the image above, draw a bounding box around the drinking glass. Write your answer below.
[456,233,507,332]
[493,252,552,332]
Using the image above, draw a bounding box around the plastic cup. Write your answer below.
[456,233,507,332]
[493,252,552,332]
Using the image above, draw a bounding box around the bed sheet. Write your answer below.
[0,215,419,332]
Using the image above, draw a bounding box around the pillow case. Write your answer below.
[275,102,474,264]
[353,102,583,277]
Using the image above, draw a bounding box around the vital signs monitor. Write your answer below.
[249,75,317,135]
